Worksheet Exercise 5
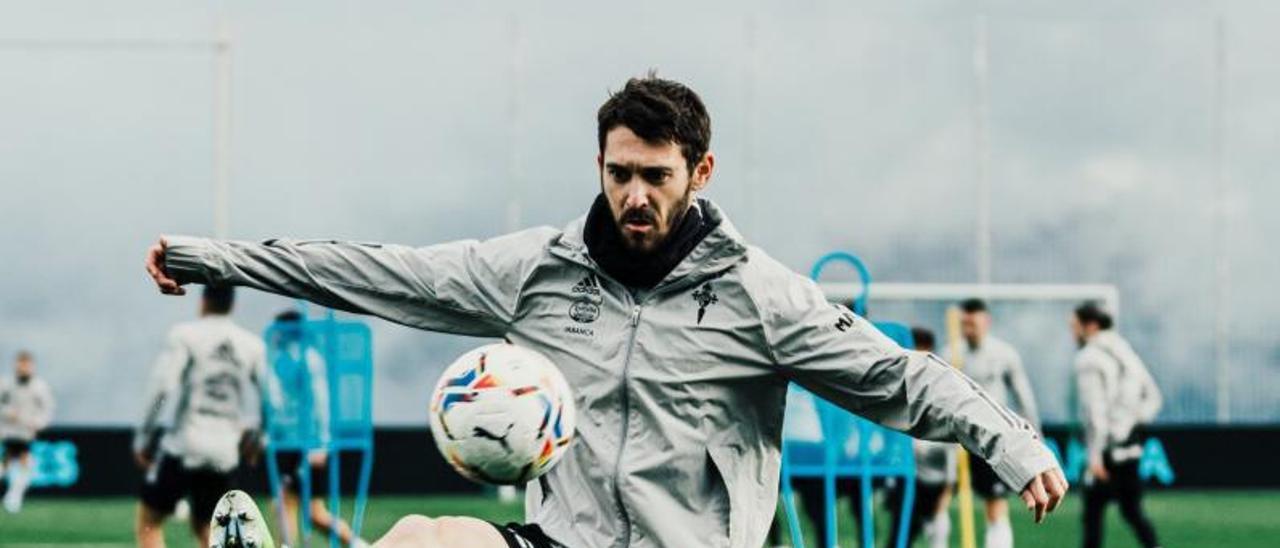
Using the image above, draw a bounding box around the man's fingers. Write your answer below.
[1045,471,1067,513]
[1026,476,1049,523]
[1020,489,1037,518]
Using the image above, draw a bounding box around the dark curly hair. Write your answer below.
[597,72,711,173]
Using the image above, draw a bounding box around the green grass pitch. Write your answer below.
[0,490,1275,546]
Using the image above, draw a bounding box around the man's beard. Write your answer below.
[616,186,694,255]
[16,373,31,385]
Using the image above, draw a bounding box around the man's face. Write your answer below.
[598,126,713,254]
[959,311,989,347]
[15,357,32,380]
[1069,315,1090,348]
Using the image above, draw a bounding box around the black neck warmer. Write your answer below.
[582,193,719,290]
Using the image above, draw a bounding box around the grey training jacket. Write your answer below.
[162,200,1056,548]
[1074,330,1162,462]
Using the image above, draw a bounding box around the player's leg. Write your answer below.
[373,515,508,548]
[308,497,360,544]
[190,467,235,546]
[983,497,1012,548]
[2,443,33,512]
[136,501,170,548]
[280,489,301,544]
[923,485,953,548]
[904,482,946,548]
[1081,477,1111,548]
[1111,459,1160,548]
[971,459,1012,548]
[137,454,184,548]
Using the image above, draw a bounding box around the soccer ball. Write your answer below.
[428,343,576,485]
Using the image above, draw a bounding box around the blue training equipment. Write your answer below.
[780,251,917,548]
[262,310,374,548]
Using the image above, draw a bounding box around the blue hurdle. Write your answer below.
[263,310,374,548]
[780,251,917,548]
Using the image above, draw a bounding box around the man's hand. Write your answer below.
[145,237,186,295]
[1019,466,1069,524]
[1089,456,1110,483]
[134,451,152,471]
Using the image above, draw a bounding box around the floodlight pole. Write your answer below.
[1211,17,1231,424]
[973,15,992,286]
[213,19,232,239]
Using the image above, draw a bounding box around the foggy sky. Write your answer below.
[1,1,1276,425]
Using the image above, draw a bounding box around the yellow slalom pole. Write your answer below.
[946,305,978,548]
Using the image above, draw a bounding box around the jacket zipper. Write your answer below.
[613,301,643,546]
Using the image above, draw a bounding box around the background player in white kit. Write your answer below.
[958,298,1041,548]
[133,286,267,548]
[0,350,55,513]
[1071,302,1162,548]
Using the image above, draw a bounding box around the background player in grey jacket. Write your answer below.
[134,286,266,548]
[959,297,1041,548]
[148,75,1067,548]
[1072,302,1162,548]
[1,350,55,513]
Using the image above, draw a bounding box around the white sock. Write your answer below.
[984,517,1012,548]
[925,512,951,548]
[3,462,31,512]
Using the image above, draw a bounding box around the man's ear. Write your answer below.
[690,151,715,192]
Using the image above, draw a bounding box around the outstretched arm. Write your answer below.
[764,277,1068,522]
[145,229,553,337]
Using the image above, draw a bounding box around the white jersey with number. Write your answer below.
[0,375,55,442]
[135,315,266,472]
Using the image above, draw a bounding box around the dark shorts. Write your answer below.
[970,457,1011,498]
[276,450,329,495]
[139,454,234,524]
[2,439,32,459]
[491,522,559,548]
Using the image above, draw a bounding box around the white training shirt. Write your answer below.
[0,375,55,442]
[962,335,1041,430]
[135,315,266,472]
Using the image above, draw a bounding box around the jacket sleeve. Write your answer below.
[162,229,553,337]
[1074,352,1109,461]
[760,276,1057,493]
[135,329,188,454]
[1004,349,1042,431]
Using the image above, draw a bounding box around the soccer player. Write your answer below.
[134,286,267,548]
[265,310,365,546]
[1071,302,1162,548]
[958,298,1041,548]
[0,350,55,513]
[886,327,957,548]
[146,75,1067,548]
